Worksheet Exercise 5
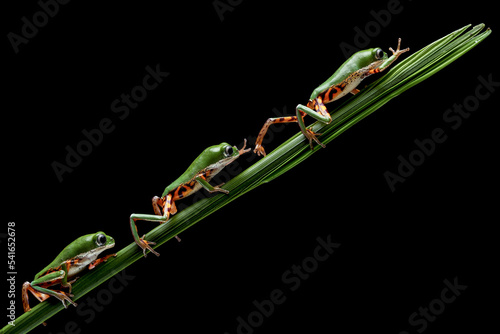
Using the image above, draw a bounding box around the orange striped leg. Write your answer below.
[88,253,117,270]
[254,116,299,157]
[365,67,382,76]
[152,195,180,242]
[22,282,50,313]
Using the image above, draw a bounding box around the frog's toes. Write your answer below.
[305,129,326,149]
[254,145,267,157]
[390,38,410,56]
[138,235,159,257]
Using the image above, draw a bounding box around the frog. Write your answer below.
[254,38,409,156]
[130,140,251,257]
[22,232,116,315]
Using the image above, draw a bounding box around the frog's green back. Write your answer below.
[310,48,380,100]
[34,233,103,279]
[161,143,228,197]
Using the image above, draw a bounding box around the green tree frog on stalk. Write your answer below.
[130,140,251,257]
[254,38,410,156]
[22,232,116,320]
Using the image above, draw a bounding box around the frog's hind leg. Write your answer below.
[22,281,59,326]
[254,116,299,156]
[131,193,179,257]
[296,96,333,149]
[22,282,50,312]
[152,195,180,242]
[151,195,177,218]
[24,271,77,311]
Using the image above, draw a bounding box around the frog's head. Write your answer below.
[55,231,115,266]
[91,232,115,251]
[207,142,242,166]
[205,139,251,167]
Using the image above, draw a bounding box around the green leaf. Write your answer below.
[1,23,491,334]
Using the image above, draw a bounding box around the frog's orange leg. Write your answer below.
[22,282,50,312]
[254,95,334,156]
[254,116,299,156]
[152,195,181,242]
[23,280,72,326]
[88,253,117,270]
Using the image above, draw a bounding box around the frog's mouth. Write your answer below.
[95,242,115,253]
[206,139,251,179]
[68,242,116,277]
[86,242,115,258]
[219,155,238,166]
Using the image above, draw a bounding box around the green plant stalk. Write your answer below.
[2,24,491,334]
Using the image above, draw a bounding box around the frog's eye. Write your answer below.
[375,48,384,60]
[96,234,107,246]
[224,146,234,157]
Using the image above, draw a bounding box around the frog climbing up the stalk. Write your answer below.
[253,39,409,156]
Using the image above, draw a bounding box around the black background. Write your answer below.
[2,0,498,333]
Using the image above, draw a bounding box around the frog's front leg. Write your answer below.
[367,38,409,76]
[195,174,229,194]
[88,253,117,270]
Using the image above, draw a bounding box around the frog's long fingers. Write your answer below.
[139,235,160,257]
[306,129,325,149]
[254,116,299,156]
[63,277,78,292]
[61,282,73,293]
[389,38,410,56]
[67,277,79,285]
[55,291,77,309]
[388,37,400,54]
[238,138,251,155]
[377,39,410,73]
[132,232,160,258]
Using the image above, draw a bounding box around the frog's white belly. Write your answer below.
[336,79,362,101]
[67,252,100,277]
